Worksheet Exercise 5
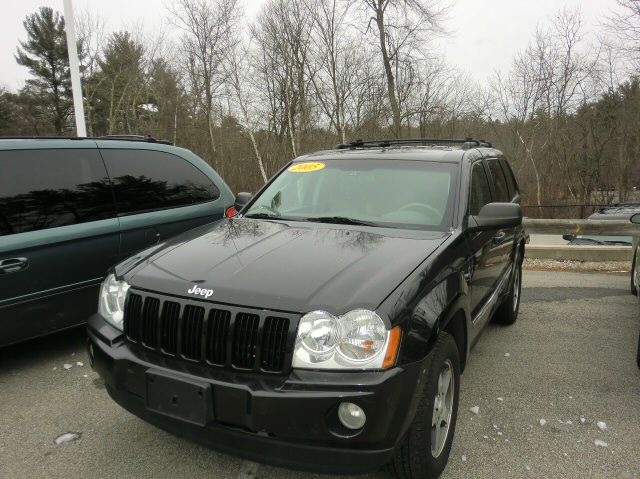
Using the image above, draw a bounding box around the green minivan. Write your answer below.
[0,137,234,347]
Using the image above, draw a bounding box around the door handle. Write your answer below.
[0,257,29,274]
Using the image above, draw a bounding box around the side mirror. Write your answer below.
[469,202,522,231]
[562,234,576,242]
[234,192,252,212]
[631,213,640,225]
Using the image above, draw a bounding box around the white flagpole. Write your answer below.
[62,0,87,137]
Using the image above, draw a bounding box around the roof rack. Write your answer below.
[335,138,492,150]
[96,134,172,145]
[0,135,173,145]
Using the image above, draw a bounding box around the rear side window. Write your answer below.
[0,149,114,235]
[101,150,220,215]
[486,159,510,202]
[499,159,519,199]
[469,162,492,216]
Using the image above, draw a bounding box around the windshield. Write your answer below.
[244,159,457,231]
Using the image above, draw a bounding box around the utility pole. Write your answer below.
[62,0,87,137]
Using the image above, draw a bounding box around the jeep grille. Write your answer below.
[123,290,296,373]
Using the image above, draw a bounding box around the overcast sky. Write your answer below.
[0,0,622,92]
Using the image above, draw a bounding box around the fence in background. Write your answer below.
[522,205,611,219]
[523,219,639,262]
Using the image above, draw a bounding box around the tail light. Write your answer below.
[225,206,236,217]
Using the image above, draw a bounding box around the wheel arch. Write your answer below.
[441,308,468,373]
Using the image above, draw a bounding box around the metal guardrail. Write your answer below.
[523,219,639,260]
[523,219,640,237]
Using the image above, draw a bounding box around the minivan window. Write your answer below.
[486,159,510,202]
[469,162,492,216]
[101,150,220,215]
[0,149,115,235]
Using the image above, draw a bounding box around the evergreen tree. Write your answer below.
[92,32,147,135]
[15,7,72,135]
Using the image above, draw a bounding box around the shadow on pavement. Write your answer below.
[0,326,87,377]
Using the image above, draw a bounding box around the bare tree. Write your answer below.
[487,8,599,208]
[76,10,107,136]
[224,36,268,183]
[357,0,451,137]
[168,0,240,169]
[304,0,369,144]
[604,0,640,72]
[252,0,313,158]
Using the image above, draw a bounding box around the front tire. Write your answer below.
[388,333,460,479]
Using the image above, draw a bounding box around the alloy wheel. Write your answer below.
[431,359,454,458]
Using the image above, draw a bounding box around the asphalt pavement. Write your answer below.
[1,270,639,479]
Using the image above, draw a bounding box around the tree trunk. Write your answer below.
[374,1,401,137]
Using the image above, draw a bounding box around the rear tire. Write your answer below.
[387,333,460,479]
[631,247,638,296]
[636,328,640,369]
[493,251,522,325]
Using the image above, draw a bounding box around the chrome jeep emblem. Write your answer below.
[187,284,214,299]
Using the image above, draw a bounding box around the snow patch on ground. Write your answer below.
[597,421,607,431]
[54,432,81,446]
[594,439,608,448]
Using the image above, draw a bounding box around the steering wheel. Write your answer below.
[397,203,441,222]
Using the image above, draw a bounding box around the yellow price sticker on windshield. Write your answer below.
[288,162,325,173]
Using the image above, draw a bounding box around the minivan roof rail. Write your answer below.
[335,138,492,150]
[0,135,173,145]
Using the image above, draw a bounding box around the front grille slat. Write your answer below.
[206,309,230,365]
[124,293,143,342]
[160,301,180,355]
[261,317,290,371]
[232,313,259,369]
[181,305,204,360]
[123,290,294,374]
[141,297,160,348]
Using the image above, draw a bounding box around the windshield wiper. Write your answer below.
[306,216,381,227]
[243,212,305,222]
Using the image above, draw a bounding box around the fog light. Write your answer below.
[338,402,366,430]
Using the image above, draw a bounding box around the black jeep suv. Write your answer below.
[88,138,525,478]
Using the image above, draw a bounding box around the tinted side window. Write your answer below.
[0,149,115,235]
[486,159,510,202]
[499,159,519,199]
[101,150,220,215]
[469,163,492,216]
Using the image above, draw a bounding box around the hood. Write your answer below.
[124,218,448,314]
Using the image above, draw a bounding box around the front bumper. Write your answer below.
[87,314,426,474]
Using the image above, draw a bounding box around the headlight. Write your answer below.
[292,309,401,370]
[98,273,130,331]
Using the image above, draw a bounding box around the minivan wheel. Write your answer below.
[387,332,460,479]
[493,253,522,325]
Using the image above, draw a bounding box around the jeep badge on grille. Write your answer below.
[187,284,214,299]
